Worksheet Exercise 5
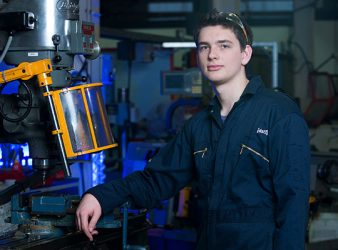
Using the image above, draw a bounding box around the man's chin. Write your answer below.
[209,77,226,85]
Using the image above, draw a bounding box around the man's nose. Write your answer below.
[208,46,219,60]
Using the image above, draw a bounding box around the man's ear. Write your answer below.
[241,45,252,66]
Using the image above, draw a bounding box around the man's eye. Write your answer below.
[220,44,230,48]
[198,45,208,51]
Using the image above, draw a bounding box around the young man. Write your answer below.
[76,9,310,249]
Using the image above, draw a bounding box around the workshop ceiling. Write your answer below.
[100,0,207,30]
[100,0,338,40]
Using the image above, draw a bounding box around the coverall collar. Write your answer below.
[208,76,263,126]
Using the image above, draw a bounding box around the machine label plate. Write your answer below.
[28,52,39,57]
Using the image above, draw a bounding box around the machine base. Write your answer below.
[0,213,150,250]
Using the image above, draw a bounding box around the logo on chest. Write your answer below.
[257,128,268,136]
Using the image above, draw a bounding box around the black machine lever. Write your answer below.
[52,34,62,63]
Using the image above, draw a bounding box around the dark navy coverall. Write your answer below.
[88,76,310,250]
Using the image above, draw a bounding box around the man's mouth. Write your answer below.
[207,65,223,71]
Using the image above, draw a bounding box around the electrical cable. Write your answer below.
[0,35,13,64]
[314,53,337,72]
[293,0,319,13]
[289,41,313,74]
[73,55,91,84]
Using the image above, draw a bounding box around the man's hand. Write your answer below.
[76,193,102,241]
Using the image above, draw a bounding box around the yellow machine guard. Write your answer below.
[51,83,118,158]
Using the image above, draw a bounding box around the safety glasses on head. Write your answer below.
[222,12,249,45]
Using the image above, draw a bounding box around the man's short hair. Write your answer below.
[193,9,253,50]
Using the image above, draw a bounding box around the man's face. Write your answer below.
[196,25,251,85]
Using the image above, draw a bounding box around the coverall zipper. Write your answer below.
[194,147,208,158]
[240,144,269,162]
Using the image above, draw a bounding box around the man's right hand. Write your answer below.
[76,193,102,241]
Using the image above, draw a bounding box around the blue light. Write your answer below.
[0,143,32,168]
[22,143,30,157]
[91,152,106,186]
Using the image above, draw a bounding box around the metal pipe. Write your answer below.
[122,202,129,250]
[44,84,71,176]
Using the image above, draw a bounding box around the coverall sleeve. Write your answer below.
[269,113,310,250]
[86,121,194,214]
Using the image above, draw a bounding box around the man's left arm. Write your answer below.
[269,113,310,250]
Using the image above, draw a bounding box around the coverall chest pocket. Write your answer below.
[230,141,272,202]
[193,142,214,197]
[238,143,270,173]
[231,141,271,193]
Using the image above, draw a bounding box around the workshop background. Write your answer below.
[0,0,337,249]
